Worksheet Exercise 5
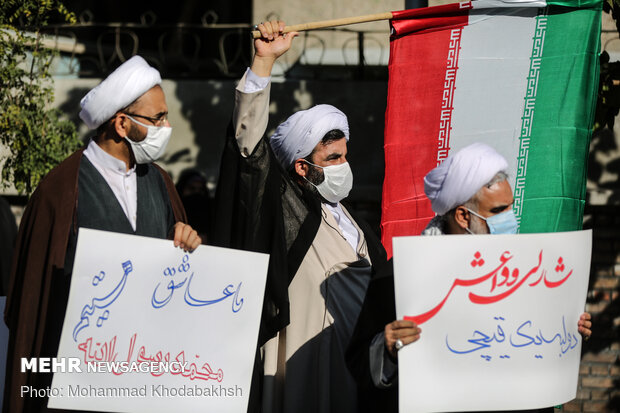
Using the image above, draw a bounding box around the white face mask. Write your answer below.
[125,115,172,164]
[304,161,353,203]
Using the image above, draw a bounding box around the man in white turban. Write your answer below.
[422,142,514,235]
[213,21,391,413]
[347,143,593,413]
[4,56,200,413]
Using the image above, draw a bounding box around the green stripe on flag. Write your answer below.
[518,5,601,233]
[547,0,603,8]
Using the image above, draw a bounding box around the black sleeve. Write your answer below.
[346,260,399,413]
[212,122,291,346]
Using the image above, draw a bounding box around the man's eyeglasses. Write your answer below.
[123,112,168,127]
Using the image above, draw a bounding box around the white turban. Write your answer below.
[269,104,349,169]
[79,56,161,129]
[424,143,508,215]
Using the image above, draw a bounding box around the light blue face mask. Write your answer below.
[467,208,519,235]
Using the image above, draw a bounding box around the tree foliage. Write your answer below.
[0,0,80,194]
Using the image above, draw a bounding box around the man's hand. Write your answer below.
[578,312,592,340]
[251,20,298,77]
[173,222,201,252]
[384,320,421,359]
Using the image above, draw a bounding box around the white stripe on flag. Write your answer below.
[447,8,539,192]
[471,0,547,9]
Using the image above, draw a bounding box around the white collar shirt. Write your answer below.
[83,139,138,231]
[324,202,360,253]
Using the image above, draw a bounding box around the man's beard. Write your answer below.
[125,127,145,162]
[469,214,489,234]
[126,122,146,143]
[299,164,326,201]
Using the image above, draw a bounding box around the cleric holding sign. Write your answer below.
[4,56,201,413]
[346,143,593,413]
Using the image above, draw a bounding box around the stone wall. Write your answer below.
[570,11,620,411]
[564,205,620,412]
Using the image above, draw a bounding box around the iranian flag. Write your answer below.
[381,0,602,257]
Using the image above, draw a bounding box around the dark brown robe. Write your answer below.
[3,148,187,413]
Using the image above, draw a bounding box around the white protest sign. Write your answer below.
[49,228,268,412]
[393,230,591,413]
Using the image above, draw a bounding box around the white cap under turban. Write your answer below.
[269,104,349,169]
[79,56,161,129]
[424,143,508,215]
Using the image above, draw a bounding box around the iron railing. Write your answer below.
[39,10,391,79]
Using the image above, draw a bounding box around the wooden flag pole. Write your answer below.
[250,12,394,39]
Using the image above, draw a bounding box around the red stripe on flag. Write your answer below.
[381,9,468,257]
[391,2,472,37]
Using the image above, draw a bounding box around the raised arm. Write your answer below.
[233,21,298,156]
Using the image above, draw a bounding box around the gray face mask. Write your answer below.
[303,161,353,203]
[124,115,172,164]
